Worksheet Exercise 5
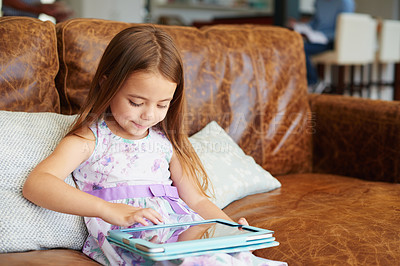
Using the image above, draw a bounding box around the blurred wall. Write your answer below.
[300,0,399,19]
[354,0,399,19]
[63,0,146,22]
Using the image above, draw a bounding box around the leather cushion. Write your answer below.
[0,249,99,265]
[0,17,60,112]
[224,173,400,265]
[310,94,400,183]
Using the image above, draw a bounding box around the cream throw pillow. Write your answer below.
[189,121,281,209]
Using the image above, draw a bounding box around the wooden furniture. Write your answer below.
[375,19,400,99]
[312,13,377,95]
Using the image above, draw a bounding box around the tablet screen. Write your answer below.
[125,222,257,244]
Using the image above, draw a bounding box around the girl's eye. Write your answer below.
[158,104,169,109]
[129,100,142,107]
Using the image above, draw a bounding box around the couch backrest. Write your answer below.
[56,19,312,176]
[0,18,312,175]
[0,17,60,112]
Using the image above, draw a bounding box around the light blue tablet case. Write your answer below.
[107,219,279,261]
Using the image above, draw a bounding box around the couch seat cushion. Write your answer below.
[0,249,99,265]
[223,174,400,265]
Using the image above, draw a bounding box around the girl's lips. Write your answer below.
[133,121,146,129]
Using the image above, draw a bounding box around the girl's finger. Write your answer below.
[144,208,163,223]
[138,209,163,225]
[238,217,248,226]
[132,215,149,226]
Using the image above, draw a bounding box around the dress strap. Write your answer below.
[84,184,188,214]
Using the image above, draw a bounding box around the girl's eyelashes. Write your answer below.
[129,100,142,107]
[129,100,169,109]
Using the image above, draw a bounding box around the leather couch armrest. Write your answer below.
[309,94,400,183]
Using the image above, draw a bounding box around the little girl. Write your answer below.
[23,25,285,266]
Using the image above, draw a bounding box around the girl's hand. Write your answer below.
[101,202,163,227]
[238,217,255,253]
[238,217,249,226]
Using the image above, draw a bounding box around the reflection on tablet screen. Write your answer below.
[126,222,257,244]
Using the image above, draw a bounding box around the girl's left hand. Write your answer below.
[237,217,254,253]
[237,217,249,226]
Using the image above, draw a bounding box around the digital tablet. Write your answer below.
[107,219,279,261]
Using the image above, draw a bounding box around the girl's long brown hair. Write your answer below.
[69,25,210,197]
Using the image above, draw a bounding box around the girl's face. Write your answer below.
[107,71,177,140]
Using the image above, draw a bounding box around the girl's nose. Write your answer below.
[141,106,154,120]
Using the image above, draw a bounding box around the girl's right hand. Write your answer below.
[101,202,163,227]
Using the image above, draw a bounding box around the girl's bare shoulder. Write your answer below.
[59,126,96,158]
[30,126,96,180]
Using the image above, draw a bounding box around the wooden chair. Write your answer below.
[312,13,377,95]
[375,19,400,99]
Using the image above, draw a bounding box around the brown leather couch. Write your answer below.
[1,17,399,265]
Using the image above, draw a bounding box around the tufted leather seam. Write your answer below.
[57,19,73,115]
[47,20,61,114]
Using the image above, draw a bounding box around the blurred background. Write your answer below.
[1,0,399,101]
[1,0,397,26]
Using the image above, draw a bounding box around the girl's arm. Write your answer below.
[170,153,248,225]
[23,128,162,227]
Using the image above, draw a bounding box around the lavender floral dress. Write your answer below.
[73,119,286,266]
